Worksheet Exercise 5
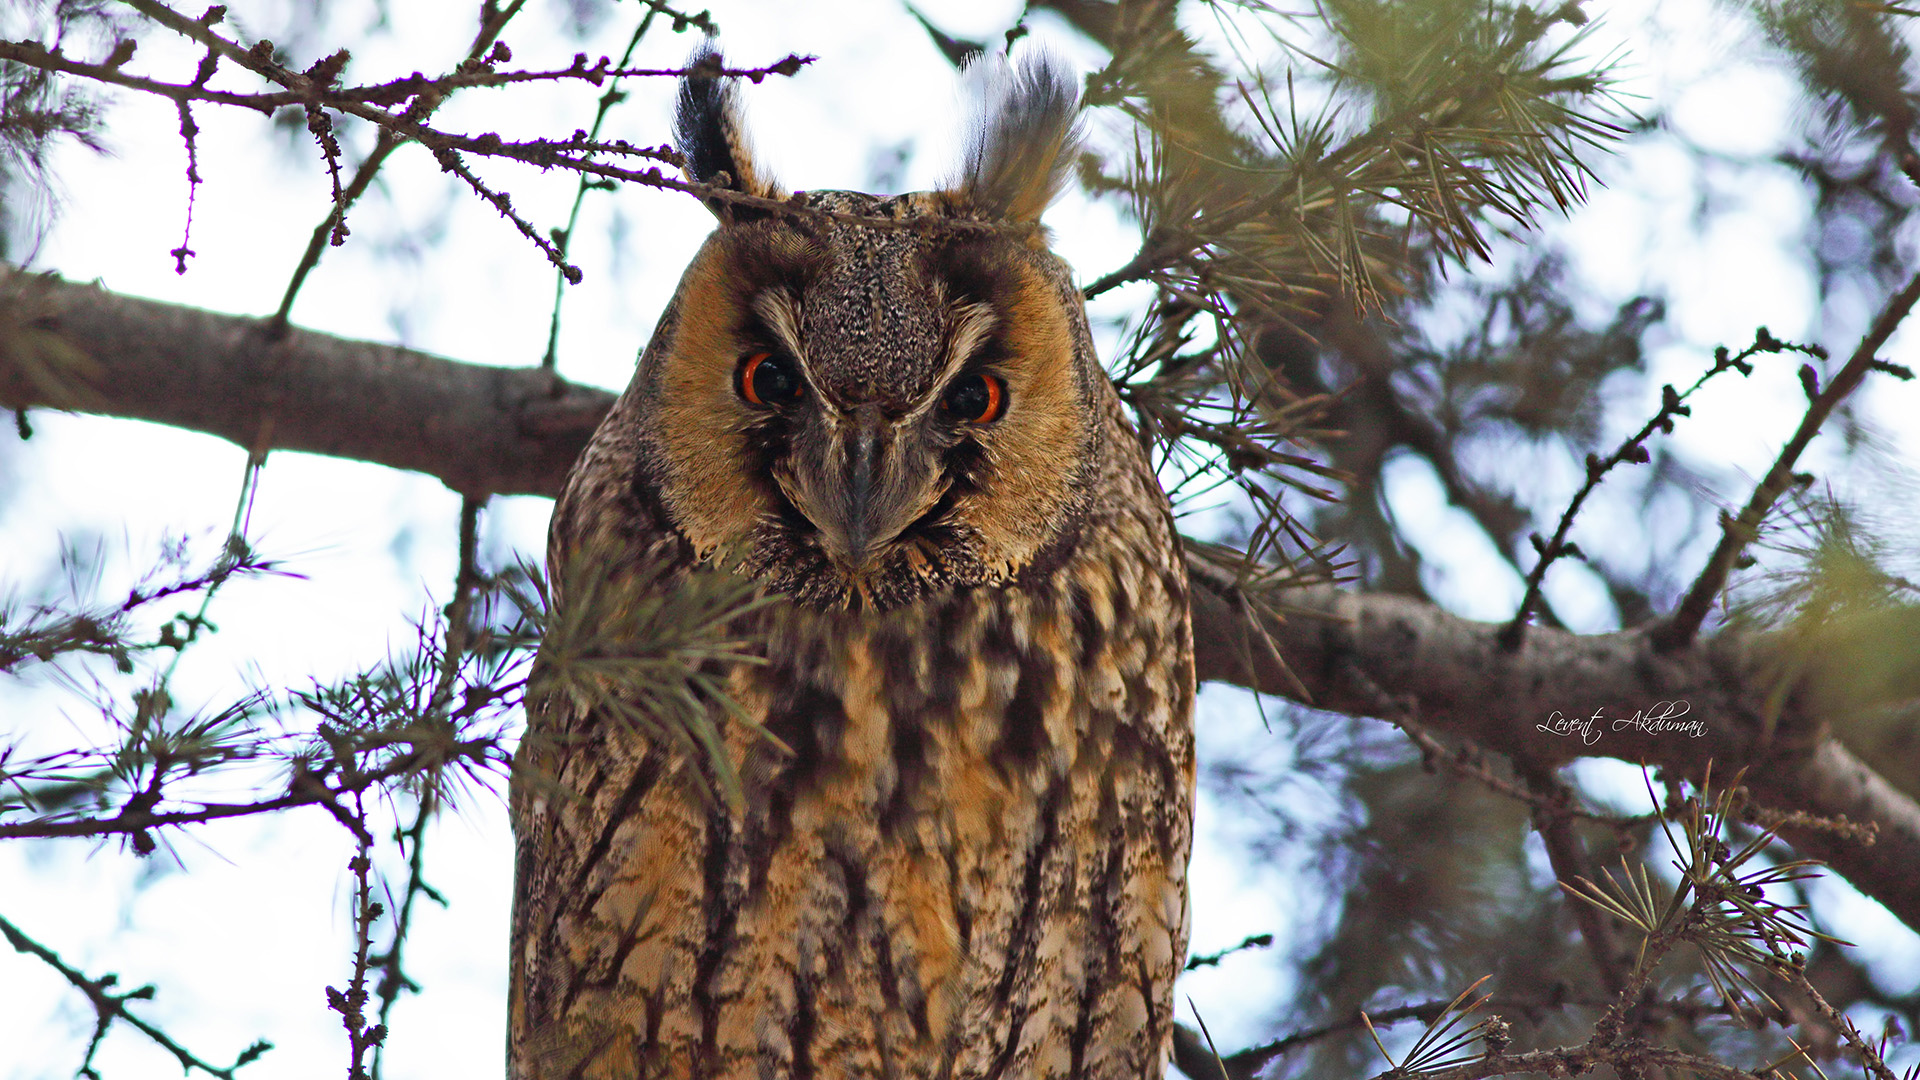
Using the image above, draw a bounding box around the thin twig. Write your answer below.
[327,803,386,1080]
[1655,269,1920,651]
[0,912,270,1079]
[366,799,442,1080]
[0,29,1005,252]
[428,497,487,714]
[28,2,796,323]
[431,145,582,283]
[268,0,529,326]
[1498,331,1793,649]
[1780,949,1901,1080]
[169,97,201,273]
[364,497,483,1079]
[0,39,807,114]
[0,735,498,841]
[542,10,659,370]
[1519,763,1630,997]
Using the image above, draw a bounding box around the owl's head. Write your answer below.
[617,48,1109,611]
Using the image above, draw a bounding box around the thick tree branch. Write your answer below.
[1186,560,1920,933]
[7,268,1918,931]
[0,269,607,496]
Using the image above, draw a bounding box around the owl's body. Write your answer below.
[510,56,1194,1080]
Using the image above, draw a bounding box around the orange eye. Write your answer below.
[738,351,802,407]
[943,373,1006,424]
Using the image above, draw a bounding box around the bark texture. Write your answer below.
[7,267,1917,931]
[1185,565,1920,933]
[0,269,609,497]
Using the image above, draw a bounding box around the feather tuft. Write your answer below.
[675,42,784,213]
[948,50,1082,223]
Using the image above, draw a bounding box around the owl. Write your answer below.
[509,47,1195,1080]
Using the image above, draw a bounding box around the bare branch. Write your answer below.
[0,912,270,1078]
[327,815,386,1080]
[272,0,522,324]
[1184,556,1920,933]
[0,267,605,496]
[0,4,810,318]
[0,733,498,841]
[1654,269,1920,651]
[1500,332,1782,650]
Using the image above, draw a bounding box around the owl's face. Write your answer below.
[628,52,1103,611]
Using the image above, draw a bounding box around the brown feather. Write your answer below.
[512,60,1192,1080]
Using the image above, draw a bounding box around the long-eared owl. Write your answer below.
[510,46,1196,1080]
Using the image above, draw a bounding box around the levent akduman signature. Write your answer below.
[1537,701,1704,746]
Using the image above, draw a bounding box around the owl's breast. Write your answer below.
[747,501,1194,1073]
[511,502,1195,1080]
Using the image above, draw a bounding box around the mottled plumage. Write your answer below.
[510,48,1195,1080]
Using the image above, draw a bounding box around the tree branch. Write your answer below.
[1,268,606,496]
[1653,269,1920,651]
[7,267,1918,931]
[1185,559,1920,933]
[1,911,270,1078]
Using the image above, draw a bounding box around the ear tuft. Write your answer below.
[949,49,1082,224]
[675,42,784,213]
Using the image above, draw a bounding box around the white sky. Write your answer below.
[3,0,1919,1077]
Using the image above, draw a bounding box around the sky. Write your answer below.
[3,0,1919,1077]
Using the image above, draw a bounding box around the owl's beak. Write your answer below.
[841,419,888,567]
[792,406,942,574]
